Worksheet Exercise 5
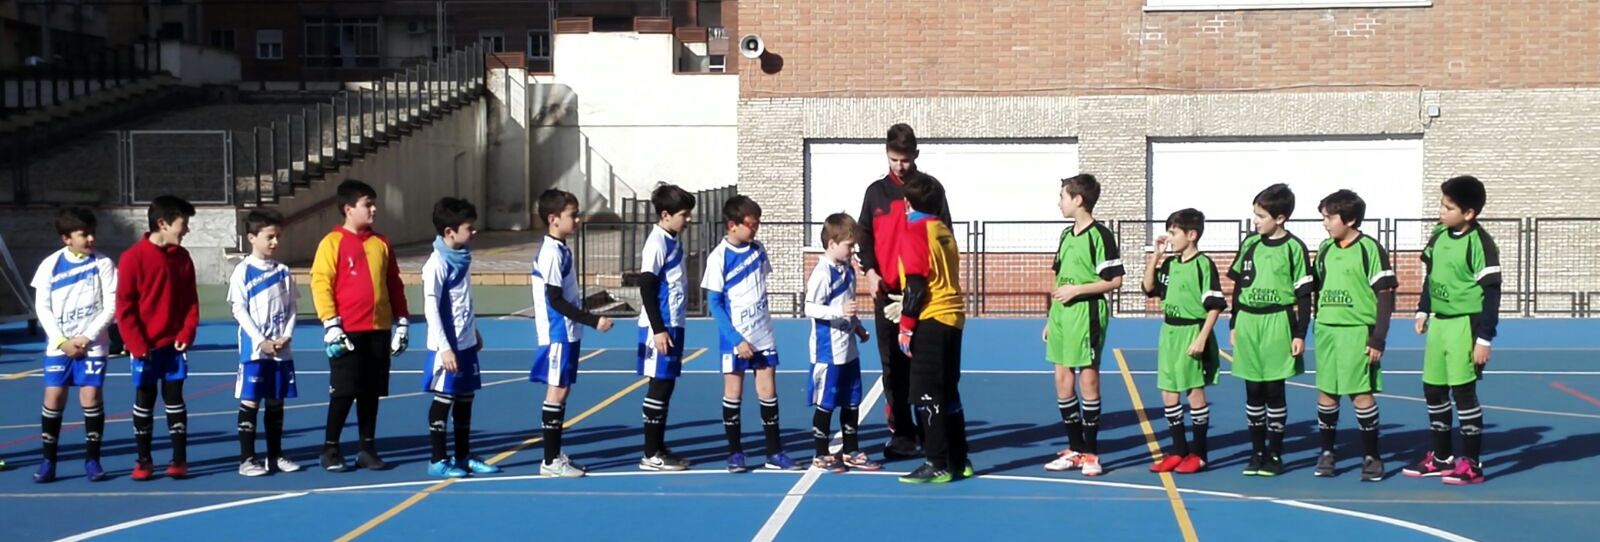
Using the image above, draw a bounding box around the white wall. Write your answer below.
[0,207,239,285]
[159,40,241,85]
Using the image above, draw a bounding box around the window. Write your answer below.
[479,31,506,53]
[304,17,382,68]
[209,29,236,51]
[1145,0,1430,10]
[527,30,550,59]
[256,29,283,60]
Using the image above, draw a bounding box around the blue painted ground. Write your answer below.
[1,318,1596,541]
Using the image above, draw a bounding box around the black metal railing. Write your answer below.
[1,38,163,121]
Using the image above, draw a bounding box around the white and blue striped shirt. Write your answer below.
[227,255,297,362]
[804,257,859,365]
[702,239,776,351]
[31,248,116,358]
[638,225,687,330]
[532,236,581,344]
[424,249,477,352]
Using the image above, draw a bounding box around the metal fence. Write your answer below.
[0,38,163,119]
[577,216,1600,319]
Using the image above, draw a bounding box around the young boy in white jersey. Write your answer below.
[531,189,615,478]
[421,197,499,478]
[31,207,117,483]
[703,195,799,472]
[637,184,695,471]
[803,213,881,474]
[228,209,303,476]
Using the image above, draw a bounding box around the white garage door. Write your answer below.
[1149,138,1424,251]
[805,140,1079,250]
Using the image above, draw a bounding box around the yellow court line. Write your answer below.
[1112,348,1201,542]
[335,347,707,542]
[3,368,44,381]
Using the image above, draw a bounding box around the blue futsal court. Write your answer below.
[2,317,1597,541]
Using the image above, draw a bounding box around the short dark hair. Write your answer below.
[821,213,857,247]
[56,207,97,238]
[1165,208,1207,239]
[337,180,378,216]
[147,195,195,232]
[650,183,696,218]
[1441,175,1487,217]
[1253,183,1296,220]
[537,189,579,227]
[245,208,284,236]
[1061,173,1101,212]
[432,197,478,235]
[1319,189,1367,228]
[721,195,762,226]
[886,123,918,155]
[901,171,945,215]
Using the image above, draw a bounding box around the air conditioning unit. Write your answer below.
[407,21,430,35]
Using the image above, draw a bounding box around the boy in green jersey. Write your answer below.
[1041,174,1125,477]
[1310,190,1398,482]
[1142,209,1226,475]
[1228,183,1314,477]
[1402,175,1500,486]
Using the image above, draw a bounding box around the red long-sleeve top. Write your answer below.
[116,236,199,358]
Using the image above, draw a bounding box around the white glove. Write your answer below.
[323,319,354,358]
[391,317,410,356]
[882,293,903,322]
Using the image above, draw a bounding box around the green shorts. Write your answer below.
[1158,322,1221,392]
[1231,310,1304,382]
[1313,322,1382,396]
[1424,314,1479,386]
[1046,298,1109,369]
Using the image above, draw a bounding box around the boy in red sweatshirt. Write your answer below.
[116,195,200,481]
[312,180,410,472]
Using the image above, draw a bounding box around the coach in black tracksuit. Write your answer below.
[858,123,952,460]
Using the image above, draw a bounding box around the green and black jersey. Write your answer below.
[1419,222,1502,344]
[1312,233,1399,350]
[1051,221,1125,299]
[1228,233,1315,337]
[1147,253,1227,322]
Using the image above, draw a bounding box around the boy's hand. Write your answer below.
[1414,314,1428,335]
[882,293,903,321]
[1149,235,1169,262]
[854,323,870,342]
[441,349,459,373]
[1229,329,1236,348]
[174,342,189,352]
[391,318,410,356]
[1291,338,1305,356]
[1187,337,1207,358]
[865,269,882,295]
[1366,346,1384,364]
[1041,324,1049,343]
[260,340,280,357]
[60,340,83,359]
[736,341,755,360]
[1051,284,1080,304]
[323,320,354,358]
[652,331,673,353]
[898,330,913,358]
[474,330,485,352]
[1472,343,1491,366]
[597,317,615,332]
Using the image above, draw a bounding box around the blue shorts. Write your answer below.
[235,358,298,401]
[423,348,482,395]
[721,348,779,374]
[532,341,581,387]
[808,361,863,411]
[636,327,685,380]
[43,355,107,388]
[131,347,187,388]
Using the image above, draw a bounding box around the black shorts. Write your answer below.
[329,330,392,398]
[908,319,963,407]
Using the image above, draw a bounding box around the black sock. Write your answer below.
[1424,384,1454,460]
[83,404,104,461]
[452,395,474,461]
[324,395,355,452]
[1455,383,1483,461]
[1244,381,1267,455]
[1164,403,1189,457]
[1081,398,1102,454]
[642,378,673,456]
[40,405,63,462]
[917,405,948,470]
[722,397,743,455]
[840,405,860,454]
[133,386,157,462]
[238,403,260,462]
[162,380,187,464]
[948,405,969,469]
[264,401,284,461]
[812,407,832,457]
[1190,404,1211,461]
[543,401,566,463]
[357,393,380,454]
[428,395,451,463]
[1317,403,1340,453]
[1058,396,1085,452]
[760,397,781,456]
[1355,404,1380,459]
[1265,381,1288,458]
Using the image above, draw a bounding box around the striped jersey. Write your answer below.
[638,225,687,330]
[30,248,117,357]
[227,255,297,362]
[423,246,477,352]
[702,239,776,352]
[532,236,581,344]
[805,257,859,365]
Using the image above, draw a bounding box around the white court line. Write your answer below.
[14,369,1599,379]
[752,374,887,542]
[54,492,309,542]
